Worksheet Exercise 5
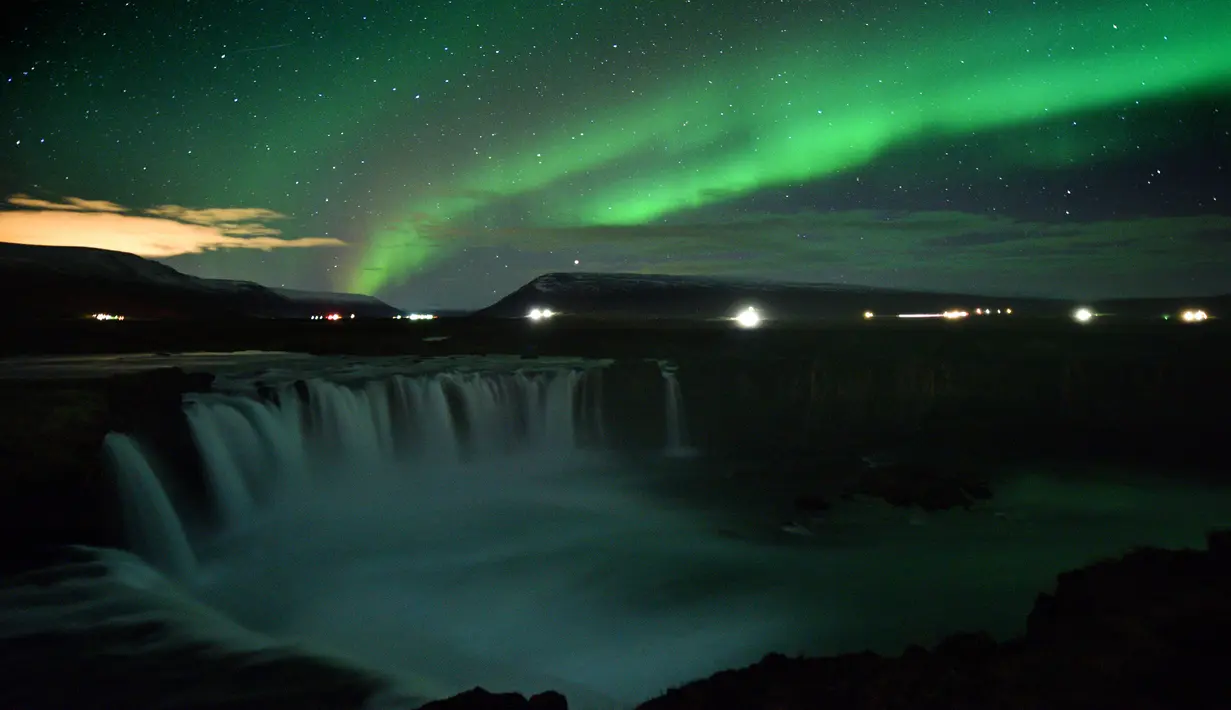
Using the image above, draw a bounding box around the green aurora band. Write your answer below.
[352,1,1231,294]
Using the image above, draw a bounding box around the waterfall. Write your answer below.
[542,369,582,449]
[660,363,690,455]
[102,433,198,578]
[185,403,257,525]
[106,368,603,573]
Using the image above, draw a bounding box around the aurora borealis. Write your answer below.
[2,0,1229,308]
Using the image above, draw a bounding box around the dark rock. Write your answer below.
[932,631,997,660]
[851,461,989,511]
[0,367,215,569]
[529,690,569,710]
[0,382,117,571]
[1208,528,1231,560]
[961,480,994,500]
[637,531,1231,710]
[792,494,831,514]
[255,381,278,403]
[292,378,311,403]
[419,686,567,709]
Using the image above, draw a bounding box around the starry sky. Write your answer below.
[2,0,1229,309]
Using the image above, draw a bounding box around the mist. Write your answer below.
[93,371,1231,708]
[186,454,1229,707]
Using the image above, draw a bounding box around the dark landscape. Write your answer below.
[0,243,404,321]
[0,245,1229,709]
[5,0,1230,704]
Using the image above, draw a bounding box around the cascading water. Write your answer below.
[659,362,692,457]
[90,362,1231,710]
[112,369,601,557]
[102,433,198,579]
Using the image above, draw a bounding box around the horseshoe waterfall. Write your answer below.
[48,361,1230,710]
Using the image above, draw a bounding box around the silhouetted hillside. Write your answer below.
[479,272,1230,322]
[0,243,401,320]
[478,272,1057,320]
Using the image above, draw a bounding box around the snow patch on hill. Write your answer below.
[272,287,393,307]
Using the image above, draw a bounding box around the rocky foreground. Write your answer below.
[635,529,1231,710]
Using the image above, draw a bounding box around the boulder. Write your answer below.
[851,461,989,511]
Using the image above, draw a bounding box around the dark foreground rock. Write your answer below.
[0,367,213,574]
[770,454,993,517]
[637,529,1231,710]
[419,687,568,710]
[850,460,994,511]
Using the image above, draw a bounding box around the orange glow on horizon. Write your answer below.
[0,200,346,258]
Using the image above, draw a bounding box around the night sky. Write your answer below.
[2,0,1229,309]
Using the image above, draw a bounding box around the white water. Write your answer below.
[93,366,1231,709]
[103,434,197,578]
[105,369,603,580]
[659,364,692,458]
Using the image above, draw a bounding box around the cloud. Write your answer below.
[1,195,345,257]
[7,194,127,212]
[143,205,287,226]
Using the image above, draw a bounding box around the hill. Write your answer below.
[0,243,401,320]
[478,272,1058,320]
[478,272,1231,321]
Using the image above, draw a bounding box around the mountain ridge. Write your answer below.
[0,243,401,320]
[479,271,1230,320]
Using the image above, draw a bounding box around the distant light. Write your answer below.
[863,311,874,319]
[896,310,968,320]
[399,313,436,321]
[1073,307,1094,323]
[528,307,556,321]
[1181,309,1209,322]
[1006,308,1013,314]
[91,313,124,321]
[326,313,342,321]
[975,308,983,315]
[574,259,580,265]
[732,306,762,328]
